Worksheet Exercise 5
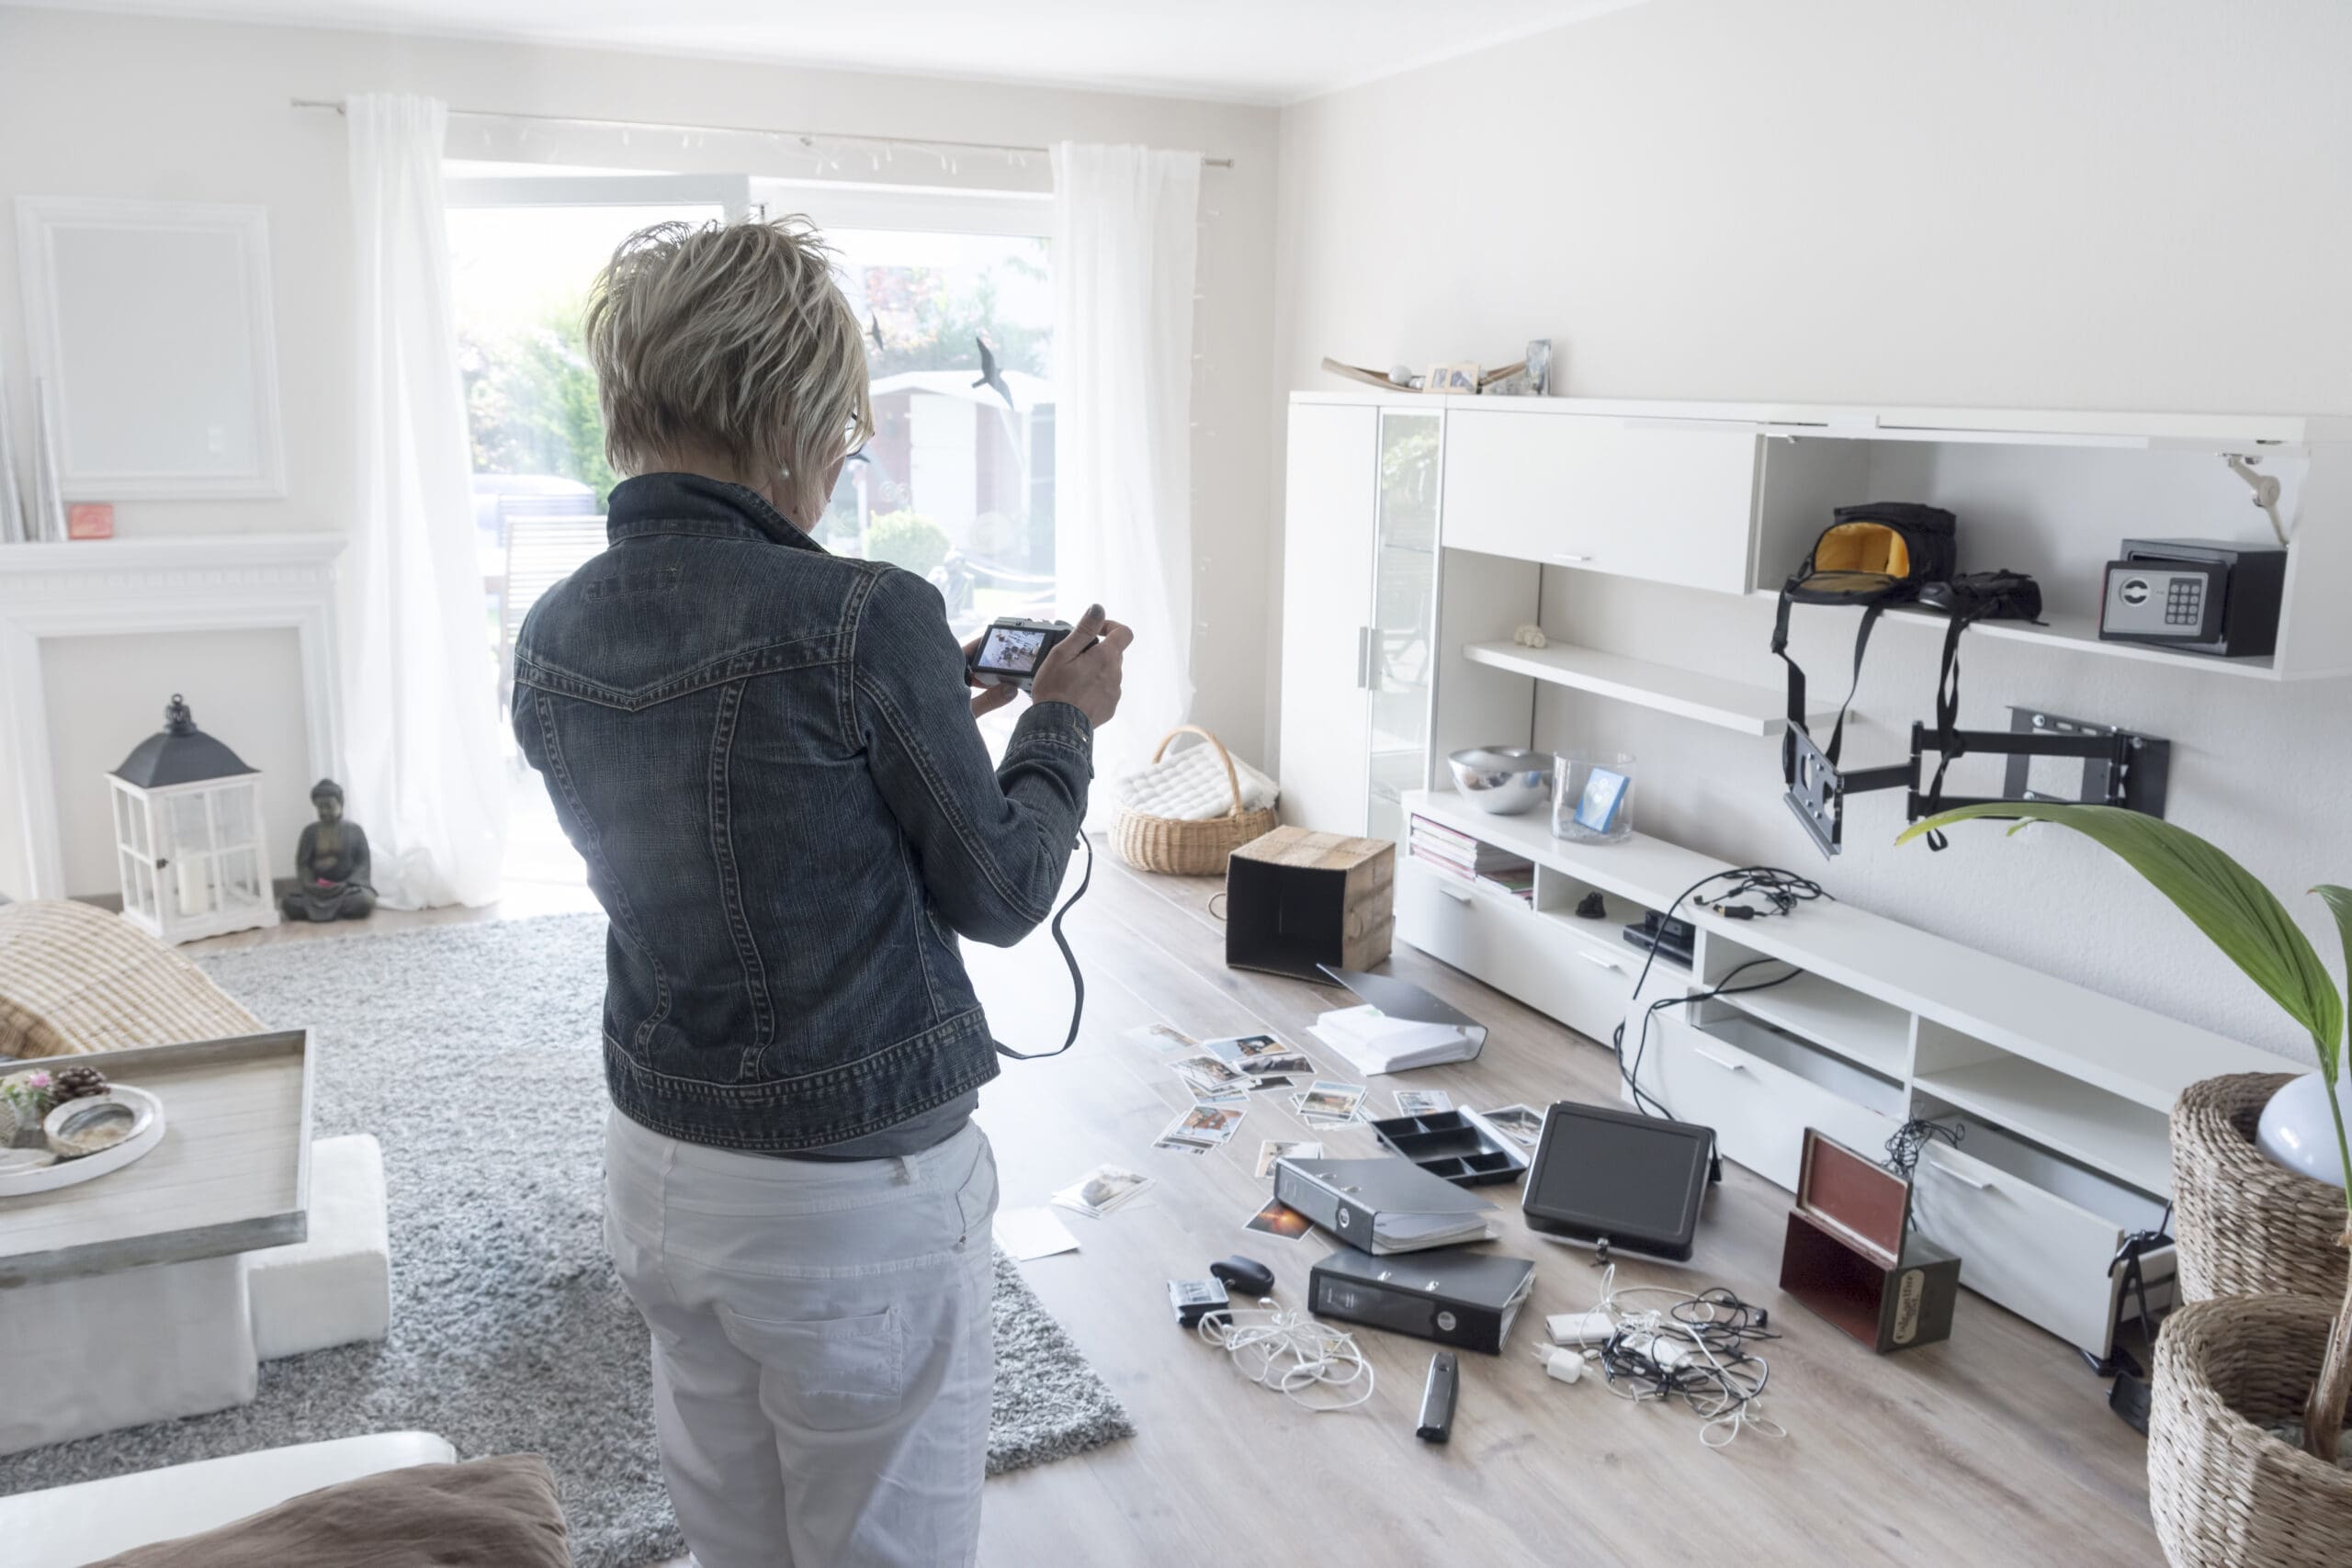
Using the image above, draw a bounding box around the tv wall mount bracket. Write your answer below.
[1785,705,2171,858]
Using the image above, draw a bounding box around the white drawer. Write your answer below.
[1396,860,1633,1043]
[1642,1016,1897,1191]
[1910,1138,2173,1358]
[1440,412,1761,593]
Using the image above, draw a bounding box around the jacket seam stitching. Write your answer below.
[534,689,673,1045]
[706,678,775,1053]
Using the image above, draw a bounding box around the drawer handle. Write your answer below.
[1578,951,1625,972]
[1691,1048,1748,1074]
[1435,883,1473,905]
[1550,552,1594,565]
[1927,1153,1996,1191]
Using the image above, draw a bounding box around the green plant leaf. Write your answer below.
[1901,803,2344,1068]
[2317,886,2352,1077]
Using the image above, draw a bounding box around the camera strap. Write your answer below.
[993,831,1092,1061]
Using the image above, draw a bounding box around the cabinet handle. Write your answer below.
[1691,1048,1748,1073]
[1549,552,1594,565]
[1435,883,1473,905]
[1354,626,1372,689]
[1577,951,1625,972]
[1925,1152,1996,1191]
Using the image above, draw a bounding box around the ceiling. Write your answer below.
[21,0,1651,105]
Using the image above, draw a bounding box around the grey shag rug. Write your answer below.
[6,914,1131,1566]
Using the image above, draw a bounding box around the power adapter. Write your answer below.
[1546,1310,1617,1347]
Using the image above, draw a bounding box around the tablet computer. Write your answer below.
[1520,1101,1714,1262]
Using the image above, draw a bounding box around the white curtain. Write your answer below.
[341,94,509,908]
[1050,142,1201,801]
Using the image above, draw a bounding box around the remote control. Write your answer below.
[1415,1351,1458,1443]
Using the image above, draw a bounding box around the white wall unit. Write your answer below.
[1396,783,2269,1357]
[1440,412,1762,593]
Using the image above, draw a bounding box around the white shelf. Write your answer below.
[1713,973,1912,1080]
[1878,605,2297,682]
[1402,786,2282,1128]
[1914,1057,2174,1198]
[1461,639,1833,736]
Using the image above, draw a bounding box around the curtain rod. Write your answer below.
[289,98,1234,167]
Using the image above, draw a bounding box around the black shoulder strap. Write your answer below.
[1918,605,1980,851]
[994,832,1092,1061]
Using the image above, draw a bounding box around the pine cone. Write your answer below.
[51,1065,107,1103]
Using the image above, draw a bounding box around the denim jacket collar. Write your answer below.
[605,472,829,554]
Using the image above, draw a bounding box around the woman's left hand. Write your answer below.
[961,633,1018,720]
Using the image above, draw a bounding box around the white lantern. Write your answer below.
[107,694,277,944]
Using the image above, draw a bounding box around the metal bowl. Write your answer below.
[1446,748,1552,816]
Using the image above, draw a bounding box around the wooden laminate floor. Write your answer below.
[195,846,2160,1567]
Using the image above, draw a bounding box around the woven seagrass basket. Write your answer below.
[2150,1294,2352,1567]
[1112,726,1278,877]
[2173,1073,2348,1303]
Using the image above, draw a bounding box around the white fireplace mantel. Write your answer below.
[0,535,345,899]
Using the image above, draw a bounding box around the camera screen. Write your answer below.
[979,625,1047,672]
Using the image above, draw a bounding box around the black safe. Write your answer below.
[2098,538,2285,659]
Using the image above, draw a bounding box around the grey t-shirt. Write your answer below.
[770,1089,977,1162]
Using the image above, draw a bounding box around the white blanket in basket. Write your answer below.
[1116,742,1279,821]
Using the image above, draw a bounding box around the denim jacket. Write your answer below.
[514,474,1093,1152]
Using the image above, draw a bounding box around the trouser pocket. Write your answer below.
[718,1303,907,1432]
[950,1134,1000,1250]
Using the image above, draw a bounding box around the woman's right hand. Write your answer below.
[1031,604,1131,728]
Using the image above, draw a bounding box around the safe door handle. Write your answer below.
[1691,1048,1749,1073]
[1355,626,1373,689]
[1926,1152,1996,1191]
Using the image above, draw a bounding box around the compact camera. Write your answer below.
[967,617,1073,691]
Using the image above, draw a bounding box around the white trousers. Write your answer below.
[603,1110,1000,1568]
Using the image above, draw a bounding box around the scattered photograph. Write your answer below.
[1394,1089,1454,1117]
[1483,1104,1547,1146]
[1255,1140,1324,1180]
[1122,1023,1200,1053]
[1243,1198,1315,1241]
[1296,1080,1368,1122]
[1050,1163,1154,1219]
[1249,1075,1295,1093]
[994,1206,1080,1260]
[1155,1100,1245,1153]
[1170,1054,1251,1098]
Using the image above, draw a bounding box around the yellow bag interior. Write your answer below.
[1813,522,1909,579]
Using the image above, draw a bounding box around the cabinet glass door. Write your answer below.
[1366,411,1441,842]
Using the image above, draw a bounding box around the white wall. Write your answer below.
[0,6,1278,897]
[1272,0,2352,1060]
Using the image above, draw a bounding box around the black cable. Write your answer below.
[1617,957,1805,1119]
[1882,1116,1965,1179]
[1595,1285,1781,1426]
[993,832,1092,1061]
[1607,866,1830,1121]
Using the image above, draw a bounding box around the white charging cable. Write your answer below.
[1196,1302,1377,1413]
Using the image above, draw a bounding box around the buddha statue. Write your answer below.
[281,779,376,921]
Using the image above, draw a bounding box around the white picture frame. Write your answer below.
[15,196,285,501]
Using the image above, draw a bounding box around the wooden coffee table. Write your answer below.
[0,1031,313,1454]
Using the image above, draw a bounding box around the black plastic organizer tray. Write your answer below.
[1369,1110,1531,1187]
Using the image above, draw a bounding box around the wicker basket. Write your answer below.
[1112,726,1278,876]
[2151,1293,2352,1567]
[2174,1074,2349,1304]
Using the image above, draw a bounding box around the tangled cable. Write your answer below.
[1883,1115,1965,1179]
[1195,1303,1377,1412]
[1577,1265,1786,1449]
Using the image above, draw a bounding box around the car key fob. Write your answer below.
[1416,1351,1458,1443]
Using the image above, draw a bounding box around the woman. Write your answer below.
[514,216,1129,1567]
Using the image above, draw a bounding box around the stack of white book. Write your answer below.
[1308,1003,1482,1076]
[1408,816,1534,904]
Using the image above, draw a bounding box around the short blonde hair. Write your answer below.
[584,215,874,526]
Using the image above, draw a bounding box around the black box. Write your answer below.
[1308,1244,1536,1355]
[1224,827,1393,980]
[1780,1129,1961,1354]
[2099,538,2286,659]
